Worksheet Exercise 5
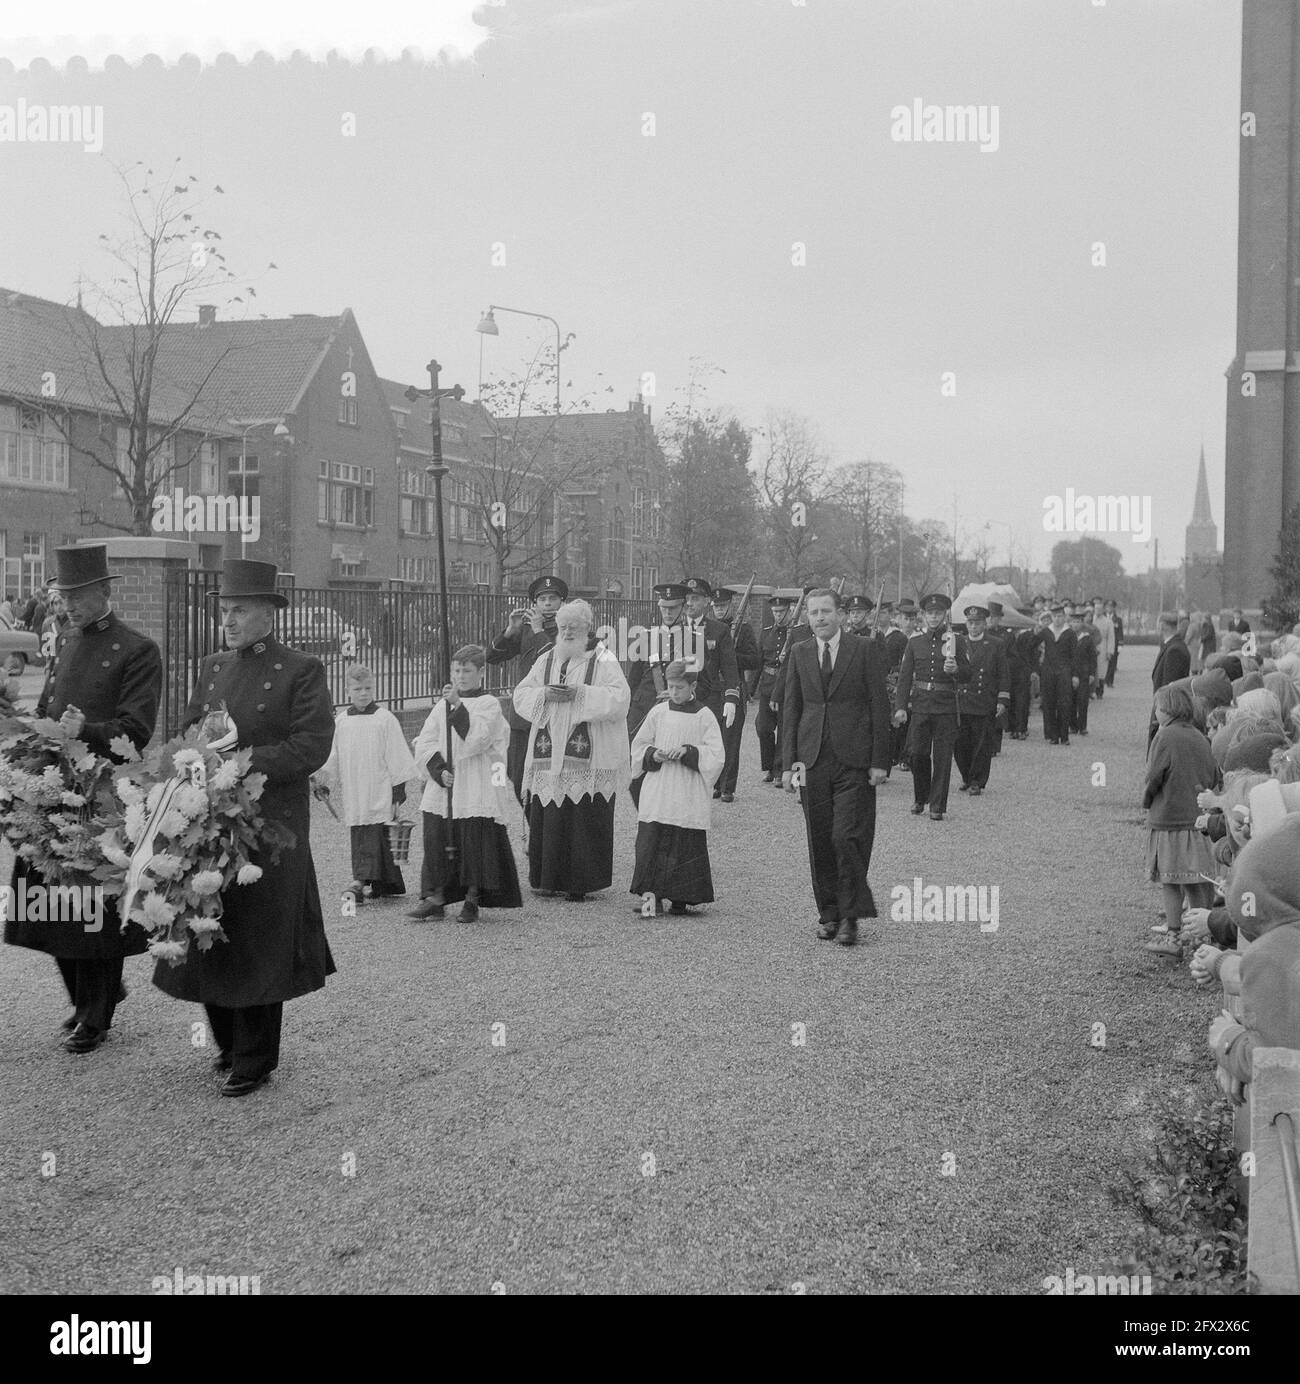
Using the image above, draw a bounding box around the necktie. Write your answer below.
[820,640,832,688]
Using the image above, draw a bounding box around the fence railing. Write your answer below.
[1247,1047,1300,1294]
[163,571,661,735]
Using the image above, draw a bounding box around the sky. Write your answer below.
[0,0,1243,579]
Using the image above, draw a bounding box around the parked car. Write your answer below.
[0,628,40,664]
[278,606,360,659]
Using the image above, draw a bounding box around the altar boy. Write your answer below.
[629,660,724,915]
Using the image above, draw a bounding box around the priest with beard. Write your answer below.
[513,599,630,901]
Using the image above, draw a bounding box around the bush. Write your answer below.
[1107,1085,1250,1294]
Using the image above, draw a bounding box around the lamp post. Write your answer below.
[984,518,1013,587]
[405,360,464,691]
[475,306,564,422]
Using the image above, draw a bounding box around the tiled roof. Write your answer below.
[0,289,343,433]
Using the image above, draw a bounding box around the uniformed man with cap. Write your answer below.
[769,585,818,789]
[892,593,971,820]
[1026,600,1079,745]
[843,593,879,640]
[709,582,761,802]
[626,581,695,740]
[987,600,1032,743]
[151,559,336,1097]
[4,544,162,1054]
[1068,605,1098,734]
[755,589,799,782]
[953,604,1009,796]
[680,578,741,773]
[485,574,568,803]
[884,599,915,769]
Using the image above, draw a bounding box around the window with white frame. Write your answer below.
[0,405,69,488]
[198,440,220,494]
[338,397,358,426]
[317,460,373,528]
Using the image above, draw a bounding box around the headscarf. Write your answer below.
[1191,668,1233,710]
[1232,671,1264,699]
[1236,687,1281,722]
[1223,732,1290,775]
[1204,653,1243,681]
[1263,672,1300,727]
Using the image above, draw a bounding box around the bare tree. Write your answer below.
[824,458,903,591]
[755,410,835,585]
[41,161,260,534]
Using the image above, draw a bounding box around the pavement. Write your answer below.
[0,647,1221,1294]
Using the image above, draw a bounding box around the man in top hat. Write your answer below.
[627,581,696,741]
[4,545,162,1053]
[1027,600,1079,745]
[953,605,1009,796]
[755,589,801,783]
[893,593,971,820]
[680,578,741,785]
[709,582,761,802]
[151,560,336,1097]
[486,574,568,804]
[780,587,891,947]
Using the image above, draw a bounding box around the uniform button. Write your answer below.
[209,684,216,691]
[256,704,266,712]
[263,682,272,690]
[102,660,111,668]
[203,703,210,712]
[274,663,283,670]
[112,643,121,650]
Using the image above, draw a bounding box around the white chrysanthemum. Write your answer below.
[211,759,242,792]
[147,852,185,881]
[101,841,132,869]
[122,803,147,843]
[140,892,179,928]
[148,938,187,963]
[108,735,140,763]
[74,753,98,774]
[146,782,166,812]
[188,914,222,935]
[172,749,204,770]
[191,870,224,896]
[156,808,188,838]
[117,780,144,807]
[60,791,86,808]
[236,864,263,886]
[172,783,209,820]
[41,766,64,788]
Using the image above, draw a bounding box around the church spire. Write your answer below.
[1190,442,1214,526]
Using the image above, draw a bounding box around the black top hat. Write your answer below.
[845,594,875,612]
[683,577,713,597]
[53,544,112,591]
[528,575,569,602]
[920,593,952,613]
[654,582,690,602]
[209,559,289,609]
[963,604,990,620]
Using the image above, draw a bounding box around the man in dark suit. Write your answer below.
[1227,608,1251,636]
[152,560,336,1097]
[781,588,891,948]
[3,545,162,1054]
[484,574,567,803]
[1027,601,1078,745]
[1105,599,1123,687]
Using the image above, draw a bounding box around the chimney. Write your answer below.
[198,304,216,327]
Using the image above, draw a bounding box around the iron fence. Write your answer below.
[163,571,660,735]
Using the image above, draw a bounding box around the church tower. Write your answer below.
[1186,445,1218,559]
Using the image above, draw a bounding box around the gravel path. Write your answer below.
[1,648,1215,1294]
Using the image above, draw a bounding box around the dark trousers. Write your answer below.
[907,711,958,812]
[506,725,529,806]
[1071,680,1091,732]
[718,696,747,794]
[1105,652,1118,687]
[755,691,780,773]
[55,956,125,1032]
[205,1002,283,1082]
[1040,670,1073,742]
[1008,664,1031,734]
[799,752,878,922]
[953,713,994,789]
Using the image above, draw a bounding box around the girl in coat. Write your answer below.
[629,660,724,916]
[410,645,521,924]
[1144,683,1219,955]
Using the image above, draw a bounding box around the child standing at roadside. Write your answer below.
[1144,683,1219,955]
[316,664,416,904]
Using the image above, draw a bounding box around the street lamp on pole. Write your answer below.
[984,518,1013,586]
[475,305,565,422]
[405,361,464,692]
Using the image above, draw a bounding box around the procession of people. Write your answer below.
[4,548,1142,1096]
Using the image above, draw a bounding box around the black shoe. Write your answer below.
[817,920,840,940]
[969,785,983,796]
[1079,729,1088,736]
[221,1073,270,1098]
[64,1023,105,1054]
[566,892,587,902]
[1048,739,1059,745]
[1059,738,1070,746]
[720,792,734,803]
[213,1052,232,1072]
[761,773,774,783]
[929,811,944,821]
[836,919,858,947]
[668,902,692,915]
[407,898,445,919]
[712,789,721,799]
[457,900,480,924]
[61,1014,78,1032]
[910,802,925,815]
[958,783,969,792]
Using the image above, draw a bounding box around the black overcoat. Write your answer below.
[3,611,160,959]
[151,636,336,1006]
